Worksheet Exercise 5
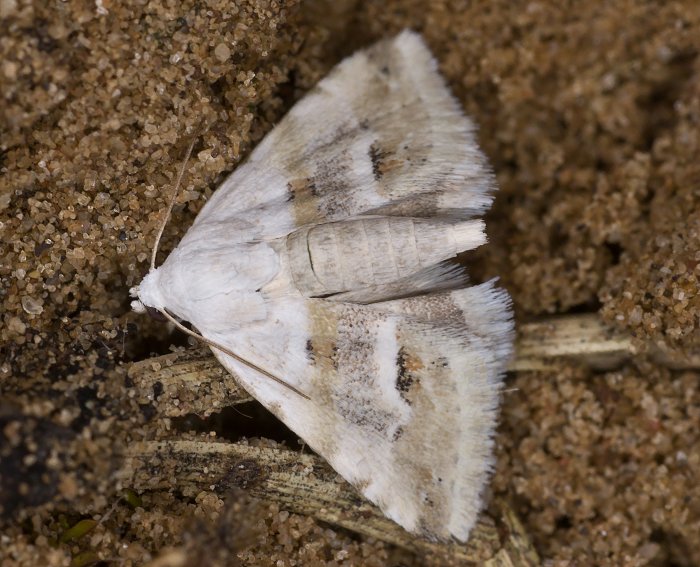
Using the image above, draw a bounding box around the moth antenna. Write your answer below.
[158,308,311,401]
[150,136,199,271]
[231,405,253,419]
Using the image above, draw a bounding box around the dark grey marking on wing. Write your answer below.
[305,338,315,362]
[396,346,415,404]
[369,142,385,181]
[334,391,394,436]
[329,344,339,370]
[313,157,353,217]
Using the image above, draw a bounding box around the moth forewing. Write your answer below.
[134,30,513,542]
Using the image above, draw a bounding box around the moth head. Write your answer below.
[130,267,165,314]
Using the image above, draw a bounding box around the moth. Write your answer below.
[131,30,513,542]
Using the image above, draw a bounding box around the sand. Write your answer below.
[1,0,699,565]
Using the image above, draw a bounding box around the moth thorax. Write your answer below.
[285,217,485,297]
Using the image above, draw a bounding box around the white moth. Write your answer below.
[131,30,513,542]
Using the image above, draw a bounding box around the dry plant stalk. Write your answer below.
[120,439,537,565]
[512,313,635,371]
[512,314,700,370]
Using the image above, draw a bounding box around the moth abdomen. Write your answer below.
[286,217,485,297]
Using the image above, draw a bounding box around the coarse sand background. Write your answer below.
[1,0,699,565]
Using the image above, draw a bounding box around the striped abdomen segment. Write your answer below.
[286,217,485,297]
